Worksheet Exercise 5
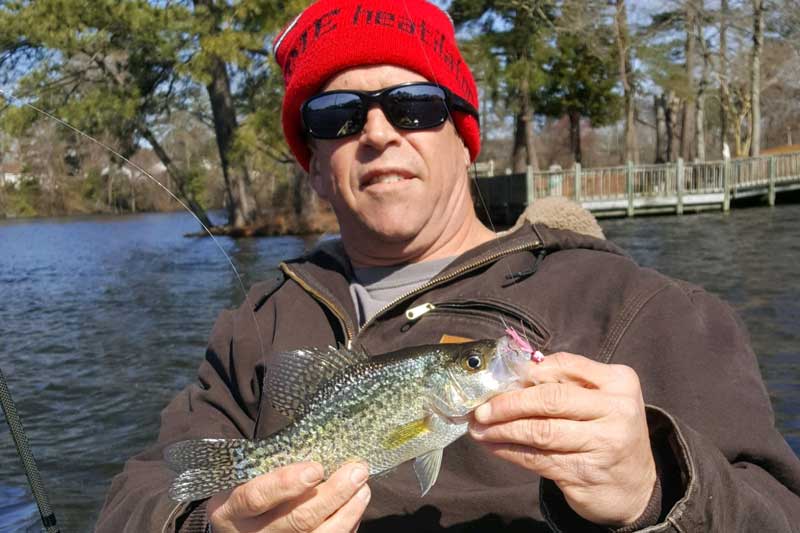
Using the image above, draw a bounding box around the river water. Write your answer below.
[1,205,798,532]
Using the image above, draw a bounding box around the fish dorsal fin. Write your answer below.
[414,448,444,497]
[266,345,369,419]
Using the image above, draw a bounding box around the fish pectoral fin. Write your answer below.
[381,417,432,450]
[414,448,444,497]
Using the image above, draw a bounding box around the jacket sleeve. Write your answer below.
[541,281,800,532]
[95,280,278,533]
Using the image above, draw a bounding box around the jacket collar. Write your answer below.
[279,223,628,342]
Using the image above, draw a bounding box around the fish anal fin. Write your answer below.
[414,448,444,497]
[381,417,432,450]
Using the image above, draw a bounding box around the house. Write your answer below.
[0,162,23,185]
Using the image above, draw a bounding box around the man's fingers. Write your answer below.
[519,352,641,394]
[470,416,596,452]
[215,462,324,520]
[479,441,581,485]
[271,462,369,532]
[314,484,371,533]
[474,382,614,424]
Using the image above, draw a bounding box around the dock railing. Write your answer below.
[473,151,800,222]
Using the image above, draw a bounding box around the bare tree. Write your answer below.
[512,71,539,172]
[613,0,639,163]
[655,93,667,162]
[666,90,682,161]
[750,0,765,156]
[680,3,696,161]
[719,0,730,153]
[694,0,711,161]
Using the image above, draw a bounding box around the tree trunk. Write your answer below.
[719,0,730,153]
[194,0,257,228]
[655,94,667,163]
[665,91,681,162]
[614,0,638,164]
[141,127,214,229]
[511,112,527,173]
[204,58,258,227]
[292,163,315,218]
[733,114,745,157]
[568,110,582,164]
[695,92,706,162]
[511,73,538,173]
[107,173,114,211]
[750,0,764,156]
[695,4,710,162]
[695,103,706,161]
[681,5,696,161]
[130,179,137,213]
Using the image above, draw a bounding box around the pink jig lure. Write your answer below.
[505,327,545,363]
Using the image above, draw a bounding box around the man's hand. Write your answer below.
[469,352,656,527]
[206,462,371,533]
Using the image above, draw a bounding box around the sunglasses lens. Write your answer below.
[303,84,452,139]
[303,92,365,138]
[385,85,449,130]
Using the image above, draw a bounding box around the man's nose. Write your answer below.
[360,105,402,149]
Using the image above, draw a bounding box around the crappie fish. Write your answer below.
[165,332,537,502]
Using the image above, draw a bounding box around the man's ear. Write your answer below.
[308,148,328,200]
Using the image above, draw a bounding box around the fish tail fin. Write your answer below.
[165,438,257,502]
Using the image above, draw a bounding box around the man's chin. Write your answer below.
[343,218,425,245]
[364,224,420,244]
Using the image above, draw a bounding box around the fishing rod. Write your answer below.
[0,85,267,533]
[0,4,533,526]
[0,366,60,533]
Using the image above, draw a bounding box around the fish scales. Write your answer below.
[166,334,535,501]
[276,349,441,475]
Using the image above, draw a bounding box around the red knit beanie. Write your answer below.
[273,0,480,171]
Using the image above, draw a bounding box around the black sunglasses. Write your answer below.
[300,82,479,139]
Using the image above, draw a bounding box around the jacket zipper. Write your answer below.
[405,300,548,346]
[281,240,543,348]
[356,241,543,339]
[279,263,356,344]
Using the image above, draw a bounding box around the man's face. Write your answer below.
[308,65,473,260]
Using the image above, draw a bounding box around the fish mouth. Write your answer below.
[492,336,531,383]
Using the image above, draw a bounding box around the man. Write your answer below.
[97,1,800,531]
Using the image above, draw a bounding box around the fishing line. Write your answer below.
[0,85,270,530]
[0,86,267,353]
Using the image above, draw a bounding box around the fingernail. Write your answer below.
[475,403,491,421]
[301,466,323,485]
[350,466,368,486]
[357,484,371,502]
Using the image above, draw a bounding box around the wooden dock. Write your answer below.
[473,152,800,223]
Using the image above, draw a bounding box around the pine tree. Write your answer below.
[535,31,621,164]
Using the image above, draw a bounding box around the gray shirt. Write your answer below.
[349,256,454,326]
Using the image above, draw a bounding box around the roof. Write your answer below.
[0,162,22,174]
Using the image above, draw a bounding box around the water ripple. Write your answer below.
[1,207,798,531]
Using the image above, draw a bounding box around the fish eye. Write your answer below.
[463,352,484,371]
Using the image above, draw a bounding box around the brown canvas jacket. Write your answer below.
[96,223,800,532]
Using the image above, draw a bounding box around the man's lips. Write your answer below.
[360,169,416,189]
